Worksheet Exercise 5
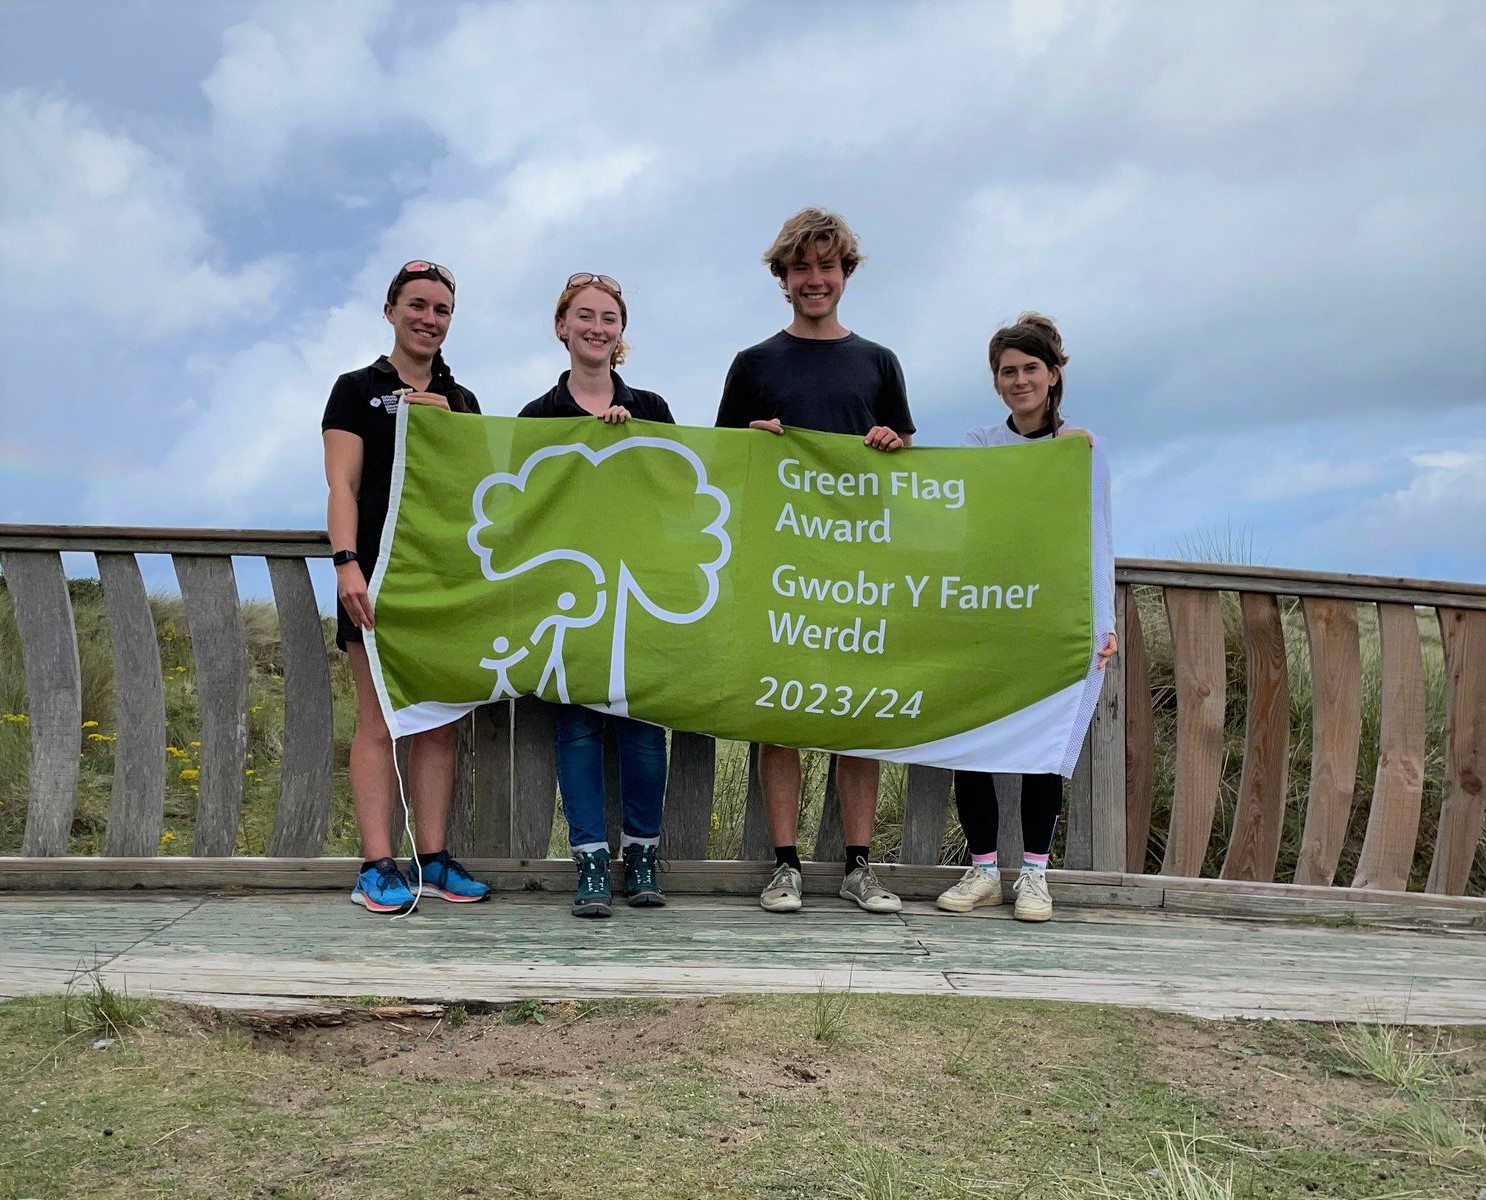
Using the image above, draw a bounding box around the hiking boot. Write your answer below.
[839,862,902,914]
[351,858,416,914]
[406,850,490,904]
[572,848,613,919]
[1013,870,1053,922]
[936,866,1003,913]
[622,843,666,908]
[759,863,803,913]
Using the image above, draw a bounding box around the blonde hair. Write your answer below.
[762,207,864,290]
[554,279,629,367]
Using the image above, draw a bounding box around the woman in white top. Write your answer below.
[936,312,1116,922]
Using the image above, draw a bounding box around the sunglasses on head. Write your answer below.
[566,272,622,295]
[394,260,456,294]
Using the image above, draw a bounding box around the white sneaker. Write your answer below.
[760,863,803,913]
[1013,870,1053,922]
[936,866,1003,913]
[839,863,902,913]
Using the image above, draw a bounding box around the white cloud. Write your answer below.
[201,0,395,178]
[0,90,285,335]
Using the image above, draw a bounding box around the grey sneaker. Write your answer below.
[1013,870,1053,922]
[936,866,1003,913]
[840,863,902,913]
[760,863,803,913]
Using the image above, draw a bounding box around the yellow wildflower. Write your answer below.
[82,720,99,729]
[173,666,187,674]
[166,746,186,759]
[180,768,200,781]
[189,741,201,749]
[244,769,255,777]
[160,831,176,845]
[86,733,110,743]
[2,713,29,724]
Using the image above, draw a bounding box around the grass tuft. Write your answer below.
[811,975,853,1044]
[1360,1100,1486,1164]
[1333,1023,1452,1094]
[63,968,151,1040]
[832,1142,907,1200]
[1054,1130,1239,1199]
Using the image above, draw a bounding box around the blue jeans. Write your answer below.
[554,705,667,850]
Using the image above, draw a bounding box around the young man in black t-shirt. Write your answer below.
[715,208,915,916]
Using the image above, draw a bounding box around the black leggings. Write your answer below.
[952,772,1064,858]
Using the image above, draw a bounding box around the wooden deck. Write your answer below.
[4,888,1484,1025]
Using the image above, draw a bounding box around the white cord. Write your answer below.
[390,736,422,920]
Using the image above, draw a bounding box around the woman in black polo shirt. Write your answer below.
[321,260,490,914]
[518,273,674,919]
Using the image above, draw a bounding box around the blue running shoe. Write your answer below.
[352,858,416,914]
[572,848,613,919]
[406,850,491,904]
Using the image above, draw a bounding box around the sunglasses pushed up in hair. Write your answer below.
[566,272,622,294]
[392,260,457,294]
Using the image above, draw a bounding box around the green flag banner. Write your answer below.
[367,407,1109,775]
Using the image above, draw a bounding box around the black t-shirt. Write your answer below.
[321,356,480,566]
[520,370,675,424]
[714,330,914,436]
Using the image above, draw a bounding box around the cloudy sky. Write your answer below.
[2,0,1483,596]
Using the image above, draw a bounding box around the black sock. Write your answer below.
[416,849,446,865]
[774,845,802,870]
[846,845,870,874]
[361,859,379,872]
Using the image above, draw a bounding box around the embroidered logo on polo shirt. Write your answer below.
[370,393,402,413]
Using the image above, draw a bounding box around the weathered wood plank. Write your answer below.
[510,697,559,858]
[663,732,715,859]
[1294,598,1362,886]
[899,765,952,865]
[0,525,329,558]
[96,553,167,857]
[814,756,844,862]
[1116,558,1486,610]
[603,722,623,848]
[1160,588,1227,877]
[738,744,772,861]
[446,714,476,859]
[1065,732,1093,870]
[994,774,1024,871]
[1428,609,1486,896]
[1354,603,1426,891]
[470,703,512,857]
[1221,593,1290,882]
[0,550,82,855]
[1090,585,1127,872]
[1124,589,1155,873]
[265,558,334,857]
[174,556,249,857]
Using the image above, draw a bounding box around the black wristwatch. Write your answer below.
[332,549,358,567]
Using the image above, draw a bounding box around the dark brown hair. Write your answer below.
[988,311,1069,431]
[385,270,471,411]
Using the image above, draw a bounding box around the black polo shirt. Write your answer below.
[520,370,675,424]
[714,329,914,437]
[321,356,480,568]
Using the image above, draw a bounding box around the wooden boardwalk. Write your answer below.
[3,890,1484,1025]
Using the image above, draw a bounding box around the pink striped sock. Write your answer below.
[971,852,998,874]
[1022,853,1050,873]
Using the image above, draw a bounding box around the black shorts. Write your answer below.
[334,558,374,652]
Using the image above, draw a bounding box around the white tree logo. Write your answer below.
[466,437,731,713]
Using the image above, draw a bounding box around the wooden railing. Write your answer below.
[1,525,1483,899]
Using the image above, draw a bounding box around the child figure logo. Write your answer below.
[466,437,731,713]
